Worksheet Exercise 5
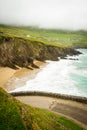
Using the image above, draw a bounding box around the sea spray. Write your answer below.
[11,49,87,97]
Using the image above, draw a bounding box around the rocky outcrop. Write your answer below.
[0,35,81,69]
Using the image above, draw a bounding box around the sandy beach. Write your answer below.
[1,59,87,129]
[0,60,46,91]
[0,67,16,88]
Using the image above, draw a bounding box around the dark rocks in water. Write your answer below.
[0,36,81,69]
[61,57,67,59]
[68,58,79,60]
[0,32,3,34]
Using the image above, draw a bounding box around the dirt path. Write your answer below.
[15,96,87,129]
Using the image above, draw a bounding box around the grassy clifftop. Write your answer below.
[0,25,84,69]
[0,25,87,47]
[0,87,84,130]
[0,34,80,69]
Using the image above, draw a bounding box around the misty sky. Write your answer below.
[0,0,87,30]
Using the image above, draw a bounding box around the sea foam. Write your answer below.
[11,49,87,97]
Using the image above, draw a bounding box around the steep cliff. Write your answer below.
[0,35,80,69]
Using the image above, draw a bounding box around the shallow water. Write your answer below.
[12,49,87,97]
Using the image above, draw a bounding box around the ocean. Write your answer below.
[12,49,87,97]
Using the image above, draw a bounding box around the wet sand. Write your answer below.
[0,60,46,91]
[16,96,87,130]
[0,67,15,87]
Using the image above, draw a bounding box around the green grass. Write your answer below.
[0,25,87,47]
[0,88,26,130]
[0,25,86,129]
[0,87,84,130]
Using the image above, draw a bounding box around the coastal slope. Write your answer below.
[0,87,84,130]
[0,35,80,69]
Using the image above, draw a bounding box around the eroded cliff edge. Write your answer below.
[0,35,81,69]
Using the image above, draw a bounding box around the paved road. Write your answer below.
[16,96,87,130]
[51,101,87,128]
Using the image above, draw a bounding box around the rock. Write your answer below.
[0,36,81,69]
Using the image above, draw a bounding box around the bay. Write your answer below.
[12,49,87,97]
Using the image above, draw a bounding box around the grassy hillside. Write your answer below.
[0,87,84,130]
[0,26,80,69]
[0,25,87,47]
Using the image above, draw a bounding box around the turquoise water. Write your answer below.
[70,49,87,97]
[12,49,87,97]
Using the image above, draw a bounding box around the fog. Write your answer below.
[0,0,87,30]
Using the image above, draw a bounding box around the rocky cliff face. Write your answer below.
[0,36,81,69]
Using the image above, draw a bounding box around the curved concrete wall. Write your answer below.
[9,91,87,104]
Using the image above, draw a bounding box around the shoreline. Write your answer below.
[0,60,47,91]
[1,57,87,129]
[0,67,16,88]
[1,49,87,98]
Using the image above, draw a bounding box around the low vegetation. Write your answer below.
[0,25,81,69]
[0,25,87,47]
[0,88,84,130]
[0,25,86,129]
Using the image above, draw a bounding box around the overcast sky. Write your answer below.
[0,0,87,30]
